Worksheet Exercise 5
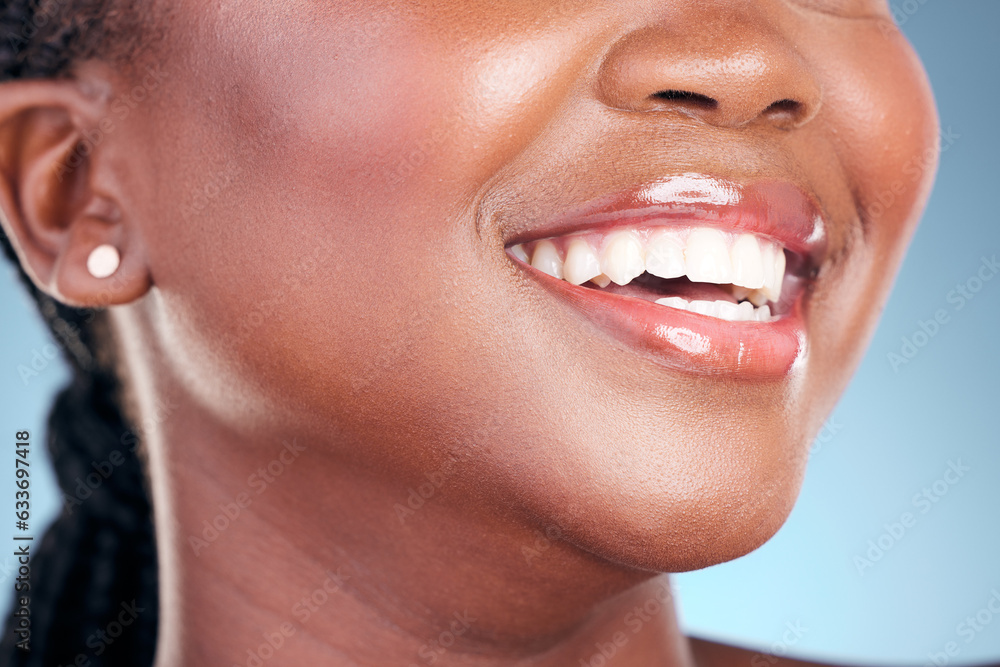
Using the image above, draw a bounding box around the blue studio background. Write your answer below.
[0,2,998,663]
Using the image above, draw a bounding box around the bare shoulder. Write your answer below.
[688,637,868,667]
[690,637,1000,667]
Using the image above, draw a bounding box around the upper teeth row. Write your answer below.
[510,226,787,304]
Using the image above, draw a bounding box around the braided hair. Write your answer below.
[0,2,158,665]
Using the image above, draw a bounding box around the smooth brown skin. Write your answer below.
[0,1,937,665]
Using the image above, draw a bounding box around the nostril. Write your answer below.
[762,98,805,124]
[650,89,718,110]
[767,99,800,112]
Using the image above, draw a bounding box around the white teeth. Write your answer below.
[654,296,772,322]
[510,244,530,263]
[684,228,733,284]
[763,248,786,302]
[687,300,718,318]
[517,225,789,317]
[644,232,686,280]
[654,296,688,311]
[747,289,769,307]
[531,240,563,279]
[752,242,786,303]
[601,232,645,286]
[563,238,602,286]
[715,301,742,322]
[760,242,775,291]
[730,234,765,290]
[759,242,779,301]
[736,300,754,321]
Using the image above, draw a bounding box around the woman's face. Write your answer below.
[122,0,937,570]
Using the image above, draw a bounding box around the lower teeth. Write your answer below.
[654,297,773,322]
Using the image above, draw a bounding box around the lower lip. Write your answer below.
[518,262,806,378]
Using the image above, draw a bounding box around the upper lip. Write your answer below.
[504,173,829,268]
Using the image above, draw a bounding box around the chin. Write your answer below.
[503,415,815,574]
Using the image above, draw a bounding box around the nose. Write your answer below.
[596,6,822,130]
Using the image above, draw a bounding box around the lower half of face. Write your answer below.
[135,0,938,571]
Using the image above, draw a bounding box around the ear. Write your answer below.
[0,77,151,308]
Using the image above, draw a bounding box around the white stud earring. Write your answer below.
[86,244,120,279]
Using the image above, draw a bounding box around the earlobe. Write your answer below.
[0,78,152,309]
[52,217,152,308]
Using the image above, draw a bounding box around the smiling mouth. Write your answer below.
[509,225,791,323]
[503,174,826,377]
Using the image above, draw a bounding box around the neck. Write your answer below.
[116,320,696,666]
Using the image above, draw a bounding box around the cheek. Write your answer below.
[132,4,458,425]
[135,2,591,429]
[262,8,592,202]
[828,28,939,261]
[801,26,938,398]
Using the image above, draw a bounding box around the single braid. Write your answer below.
[0,1,158,664]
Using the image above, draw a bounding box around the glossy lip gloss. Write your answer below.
[505,174,827,378]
